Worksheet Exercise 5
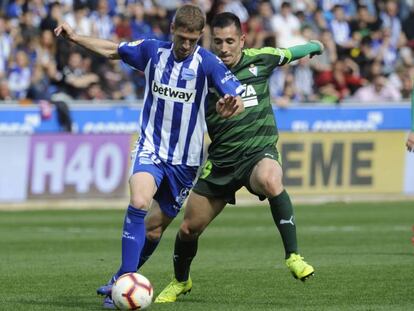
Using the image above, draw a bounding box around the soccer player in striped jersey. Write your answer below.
[406,86,414,152]
[55,5,245,309]
[156,12,324,303]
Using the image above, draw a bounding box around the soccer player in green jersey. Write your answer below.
[406,86,414,152]
[155,12,324,303]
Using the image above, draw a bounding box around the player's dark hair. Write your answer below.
[211,12,242,34]
[173,4,205,32]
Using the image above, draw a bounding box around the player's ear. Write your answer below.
[170,23,175,34]
[240,33,246,49]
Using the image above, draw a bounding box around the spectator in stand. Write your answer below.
[256,0,277,45]
[0,15,12,80]
[113,13,132,41]
[6,0,25,20]
[402,5,414,49]
[293,57,318,102]
[349,4,381,43]
[379,0,406,49]
[90,0,115,40]
[40,2,64,32]
[317,0,356,17]
[27,0,48,28]
[0,78,11,100]
[351,36,377,78]
[97,58,131,100]
[245,14,267,48]
[310,8,330,35]
[8,50,32,99]
[329,5,354,55]
[372,27,399,75]
[27,63,54,100]
[61,51,99,99]
[19,10,40,43]
[130,2,155,40]
[63,3,92,36]
[271,1,304,47]
[0,0,413,104]
[353,74,401,102]
[82,82,107,100]
[389,64,413,100]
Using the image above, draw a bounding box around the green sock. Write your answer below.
[268,190,298,258]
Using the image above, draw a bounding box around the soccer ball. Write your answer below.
[111,273,153,310]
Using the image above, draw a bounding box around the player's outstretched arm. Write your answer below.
[54,22,120,59]
[286,40,324,62]
[216,95,244,118]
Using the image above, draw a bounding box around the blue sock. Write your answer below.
[117,205,147,276]
[137,238,160,270]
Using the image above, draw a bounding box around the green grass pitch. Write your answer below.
[1,201,413,310]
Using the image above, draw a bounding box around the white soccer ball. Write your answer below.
[111,273,153,310]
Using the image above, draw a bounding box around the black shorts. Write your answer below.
[192,145,281,204]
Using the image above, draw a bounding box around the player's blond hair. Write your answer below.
[173,4,205,32]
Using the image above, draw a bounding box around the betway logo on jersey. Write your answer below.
[241,84,258,107]
[152,81,196,104]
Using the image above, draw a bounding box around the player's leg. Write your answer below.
[97,171,158,300]
[249,157,298,256]
[155,191,227,303]
[248,153,314,281]
[97,147,164,300]
[118,172,158,275]
[175,191,226,280]
[137,199,174,269]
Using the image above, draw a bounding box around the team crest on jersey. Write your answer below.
[128,39,144,46]
[248,64,258,76]
[181,68,196,81]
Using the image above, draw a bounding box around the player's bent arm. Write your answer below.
[54,22,120,59]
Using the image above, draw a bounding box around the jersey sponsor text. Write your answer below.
[151,81,196,103]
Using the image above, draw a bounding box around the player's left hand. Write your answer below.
[406,131,414,152]
[309,40,324,58]
[216,94,244,118]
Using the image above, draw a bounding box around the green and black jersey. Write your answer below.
[206,47,292,165]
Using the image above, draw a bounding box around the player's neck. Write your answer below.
[229,52,243,69]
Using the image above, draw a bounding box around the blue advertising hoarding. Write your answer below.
[0,103,411,134]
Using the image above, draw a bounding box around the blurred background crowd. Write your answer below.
[0,0,413,105]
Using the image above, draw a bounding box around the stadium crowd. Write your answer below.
[0,0,413,105]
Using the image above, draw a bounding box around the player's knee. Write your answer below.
[146,227,162,241]
[130,196,151,210]
[179,222,201,241]
[261,174,283,197]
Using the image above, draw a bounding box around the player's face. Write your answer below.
[211,24,245,68]
[171,25,203,61]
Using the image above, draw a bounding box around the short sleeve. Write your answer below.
[244,47,291,71]
[118,39,156,71]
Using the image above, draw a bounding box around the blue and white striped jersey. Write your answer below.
[118,39,244,166]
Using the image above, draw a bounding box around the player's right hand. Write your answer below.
[54,22,75,41]
[309,40,324,58]
[216,94,244,119]
[406,131,414,152]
